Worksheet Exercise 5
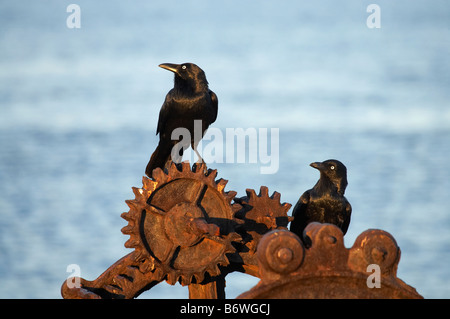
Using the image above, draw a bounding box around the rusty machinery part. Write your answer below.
[121,162,243,286]
[234,187,292,248]
[61,162,295,299]
[61,251,161,299]
[238,223,423,299]
[257,229,304,277]
[231,187,292,274]
[61,162,423,299]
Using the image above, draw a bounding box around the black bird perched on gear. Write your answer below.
[290,159,352,241]
[145,63,218,177]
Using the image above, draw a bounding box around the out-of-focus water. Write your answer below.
[0,0,449,298]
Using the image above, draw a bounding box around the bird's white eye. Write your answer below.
[330,165,335,170]
[181,65,187,70]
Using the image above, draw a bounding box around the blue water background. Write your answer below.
[0,0,449,298]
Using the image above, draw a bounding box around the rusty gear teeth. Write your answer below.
[234,186,293,253]
[121,162,243,286]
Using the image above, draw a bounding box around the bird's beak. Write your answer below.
[159,63,180,75]
[310,162,323,171]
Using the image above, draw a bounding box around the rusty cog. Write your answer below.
[235,186,293,253]
[121,162,243,286]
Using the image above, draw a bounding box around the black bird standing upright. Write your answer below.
[145,63,218,177]
[290,159,352,240]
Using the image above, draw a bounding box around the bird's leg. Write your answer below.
[192,141,207,173]
[165,141,188,172]
[194,148,204,165]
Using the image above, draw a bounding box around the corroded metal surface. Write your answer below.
[61,162,291,299]
[61,163,422,299]
[121,162,241,287]
[237,224,423,299]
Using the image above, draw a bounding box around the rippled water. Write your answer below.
[1,0,449,298]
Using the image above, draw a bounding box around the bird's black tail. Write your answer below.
[145,143,172,177]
